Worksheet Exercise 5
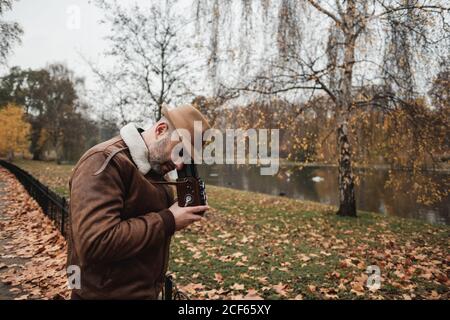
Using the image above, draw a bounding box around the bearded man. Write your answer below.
[67,105,210,299]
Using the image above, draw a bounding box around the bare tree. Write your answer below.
[194,0,449,217]
[0,0,23,67]
[92,0,200,124]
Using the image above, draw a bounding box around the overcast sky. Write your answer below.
[2,0,119,88]
[3,0,444,106]
[2,0,209,98]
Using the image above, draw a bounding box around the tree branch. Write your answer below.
[306,0,342,26]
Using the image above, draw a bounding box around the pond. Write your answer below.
[197,164,450,226]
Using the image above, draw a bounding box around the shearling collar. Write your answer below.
[120,123,152,175]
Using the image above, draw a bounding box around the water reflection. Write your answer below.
[198,165,450,225]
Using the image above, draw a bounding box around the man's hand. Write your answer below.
[169,202,209,231]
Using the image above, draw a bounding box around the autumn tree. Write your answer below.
[0,103,30,160]
[0,64,97,162]
[429,59,449,113]
[0,67,49,158]
[428,60,450,162]
[194,0,449,217]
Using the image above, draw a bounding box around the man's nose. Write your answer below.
[175,162,184,171]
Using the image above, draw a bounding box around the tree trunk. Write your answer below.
[32,150,42,160]
[56,138,63,165]
[336,118,356,216]
[30,122,43,160]
[6,150,14,162]
[336,0,357,217]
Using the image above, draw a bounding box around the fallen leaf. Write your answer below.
[230,283,245,291]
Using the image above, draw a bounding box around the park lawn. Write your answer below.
[12,159,450,300]
[13,159,74,197]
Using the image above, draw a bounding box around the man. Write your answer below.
[67,105,210,299]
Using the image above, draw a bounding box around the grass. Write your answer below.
[10,159,450,300]
[12,159,74,198]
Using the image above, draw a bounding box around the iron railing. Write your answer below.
[0,160,69,237]
[0,159,188,300]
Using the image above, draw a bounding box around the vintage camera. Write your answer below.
[176,163,207,215]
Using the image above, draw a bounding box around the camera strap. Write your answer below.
[146,179,185,186]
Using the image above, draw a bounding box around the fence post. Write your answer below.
[43,185,48,215]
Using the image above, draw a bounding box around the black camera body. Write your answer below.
[176,163,206,215]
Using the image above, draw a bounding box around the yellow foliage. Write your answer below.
[0,103,31,157]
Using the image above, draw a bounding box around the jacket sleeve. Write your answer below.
[69,152,175,266]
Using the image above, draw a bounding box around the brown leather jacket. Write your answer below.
[67,136,176,299]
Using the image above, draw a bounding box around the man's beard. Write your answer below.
[147,135,170,175]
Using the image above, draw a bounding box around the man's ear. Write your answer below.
[154,121,169,139]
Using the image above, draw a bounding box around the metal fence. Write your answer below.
[0,159,188,300]
[0,160,68,237]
